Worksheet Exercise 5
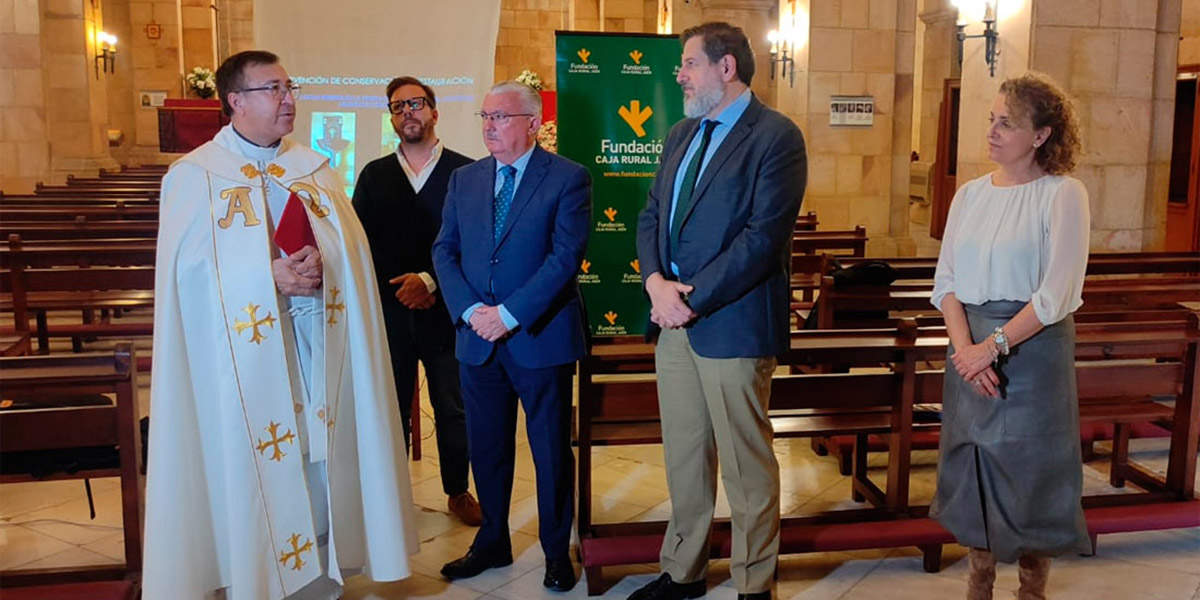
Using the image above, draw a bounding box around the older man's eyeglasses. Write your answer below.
[475,111,535,125]
[236,81,301,100]
[388,97,430,114]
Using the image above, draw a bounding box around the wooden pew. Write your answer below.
[811,275,1200,329]
[795,211,818,232]
[1,237,156,352]
[78,172,164,183]
[1,194,159,207]
[55,179,160,190]
[573,317,1200,594]
[33,184,159,199]
[832,252,1200,280]
[0,343,143,589]
[0,220,158,241]
[0,204,159,221]
[793,225,868,257]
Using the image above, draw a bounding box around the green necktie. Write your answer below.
[669,119,718,262]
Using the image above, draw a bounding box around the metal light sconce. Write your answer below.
[767,29,796,87]
[955,0,999,77]
[95,31,117,78]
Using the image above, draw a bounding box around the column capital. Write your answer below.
[919,9,959,26]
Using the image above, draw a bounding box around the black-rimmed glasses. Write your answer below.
[388,97,431,114]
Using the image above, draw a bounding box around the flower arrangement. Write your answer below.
[537,120,557,153]
[186,67,217,99]
[515,69,544,91]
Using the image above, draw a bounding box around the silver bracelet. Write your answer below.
[991,326,1010,356]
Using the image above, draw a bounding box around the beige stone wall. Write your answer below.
[799,0,916,247]
[916,1,957,163]
[180,0,214,72]
[888,0,917,245]
[0,0,50,192]
[598,0,656,32]
[1181,0,1199,65]
[45,0,119,178]
[492,0,776,92]
[220,0,254,55]
[126,0,184,163]
[1029,0,1179,251]
[496,0,568,87]
[104,0,137,164]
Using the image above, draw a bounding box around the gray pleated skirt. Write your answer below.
[931,301,1092,563]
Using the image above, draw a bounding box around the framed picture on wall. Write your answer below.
[140,91,167,108]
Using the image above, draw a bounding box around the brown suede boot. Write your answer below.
[1017,555,1051,600]
[967,548,996,600]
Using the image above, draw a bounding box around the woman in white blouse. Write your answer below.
[930,72,1092,600]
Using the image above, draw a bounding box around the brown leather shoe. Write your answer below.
[448,492,483,526]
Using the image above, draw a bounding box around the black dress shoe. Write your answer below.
[627,573,706,600]
[543,556,577,591]
[439,547,513,580]
[737,592,771,600]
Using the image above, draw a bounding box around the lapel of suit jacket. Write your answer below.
[676,96,763,233]
[474,156,498,256]
[493,146,550,255]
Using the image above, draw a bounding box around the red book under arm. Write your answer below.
[273,192,318,255]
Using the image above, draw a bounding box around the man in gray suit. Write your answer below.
[631,21,807,600]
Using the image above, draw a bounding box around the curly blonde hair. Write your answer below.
[999,72,1081,175]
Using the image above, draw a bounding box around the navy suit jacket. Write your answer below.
[433,146,592,369]
[636,94,807,359]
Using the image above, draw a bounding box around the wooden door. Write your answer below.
[1165,66,1199,252]
[931,78,961,240]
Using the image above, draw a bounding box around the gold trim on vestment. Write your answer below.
[206,171,288,590]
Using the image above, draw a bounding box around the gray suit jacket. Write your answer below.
[636,94,807,358]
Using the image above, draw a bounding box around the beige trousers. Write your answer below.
[654,327,780,594]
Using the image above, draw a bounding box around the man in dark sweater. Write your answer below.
[352,76,480,526]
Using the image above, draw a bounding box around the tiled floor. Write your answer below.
[2,367,1197,599]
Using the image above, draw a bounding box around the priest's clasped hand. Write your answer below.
[645,272,696,329]
[469,305,511,342]
[389,273,436,310]
[272,245,323,297]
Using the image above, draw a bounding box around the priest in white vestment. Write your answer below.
[144,50,418,600]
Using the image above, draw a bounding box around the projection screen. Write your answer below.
[253,0,501,195]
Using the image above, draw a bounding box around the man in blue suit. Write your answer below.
[630,22,807,600]
[432,81,591,592]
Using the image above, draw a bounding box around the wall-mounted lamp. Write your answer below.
[954,0,999,76]
[95,31,117,78]
[767,29,796,87]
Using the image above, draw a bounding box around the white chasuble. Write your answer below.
[145,125,418,600]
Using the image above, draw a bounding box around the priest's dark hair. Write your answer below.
[680,21,755,87]
[385,76,437,109]
[216,50,280,116]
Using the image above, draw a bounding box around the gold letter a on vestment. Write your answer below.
[217,187,262,229]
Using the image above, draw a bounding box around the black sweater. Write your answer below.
[352,147,474,320]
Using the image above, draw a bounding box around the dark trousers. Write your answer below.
[460,344,575,560]
[383,303,469,497]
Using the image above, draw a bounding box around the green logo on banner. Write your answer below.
[558,32,684,336]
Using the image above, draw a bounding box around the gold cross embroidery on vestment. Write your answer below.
[233,303,277,344]
[255,421,295,462]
